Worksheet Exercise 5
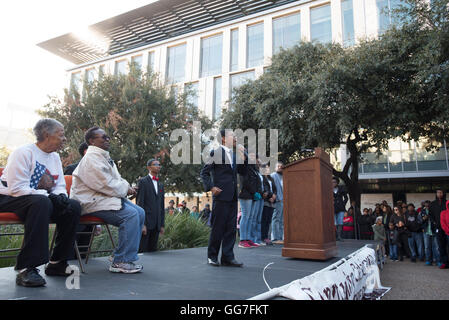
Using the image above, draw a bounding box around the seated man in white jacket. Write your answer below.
[0,118,81,287]
[70,126,145,274]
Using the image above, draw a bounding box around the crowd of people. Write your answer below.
[336,189,449,269]
[2,117,447,290]
[236,158,284,249]
[164,199,212,225]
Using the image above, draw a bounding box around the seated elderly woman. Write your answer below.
[0,118,81,287]
[70,126,145,274]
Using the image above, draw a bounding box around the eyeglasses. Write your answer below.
[94,134,110,140]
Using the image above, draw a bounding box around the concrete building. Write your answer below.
[39,0,448,209]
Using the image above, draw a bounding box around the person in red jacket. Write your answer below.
[440,200,449,237]
[342,209,355,239]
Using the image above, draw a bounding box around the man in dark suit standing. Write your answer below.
[137,159,165,252]
[200,129,247,267]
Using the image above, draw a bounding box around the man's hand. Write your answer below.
[211,186,222,196]
[160,226,165,235]
[237,144,246,161]
[37,173,55,193]
[142,225,147,236]
[127,186,137,196]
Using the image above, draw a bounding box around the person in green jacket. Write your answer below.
[373,216,387,242]
[190,206,200,220]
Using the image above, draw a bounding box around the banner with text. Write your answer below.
[278,246,390,300]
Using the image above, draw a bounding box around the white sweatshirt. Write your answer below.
[0,143,66,197]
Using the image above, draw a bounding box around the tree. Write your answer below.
[0,146,10,167]
[39,64,212,194]
[221,0,449,206]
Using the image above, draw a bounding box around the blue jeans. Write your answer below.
[249,199,264,243]
[90,199,145,264]
[389,244,398,260]
[423,233,440,263]
[238,199,253,241]
[334,211,344,226]
[408,232,424,259]
[271,201,284,241]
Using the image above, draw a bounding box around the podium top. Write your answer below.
[282,147,331,169]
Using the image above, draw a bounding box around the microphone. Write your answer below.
[237,144,248,161]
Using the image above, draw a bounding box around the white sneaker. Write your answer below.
[109,262,143,274]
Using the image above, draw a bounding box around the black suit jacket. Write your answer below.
[200,146,247,202]
[136,175,165,231]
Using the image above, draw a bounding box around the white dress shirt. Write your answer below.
[221,145,233,167]
[149,173,158,194]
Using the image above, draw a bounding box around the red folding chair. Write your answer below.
[0,168,25,262]
[50,175,116,273]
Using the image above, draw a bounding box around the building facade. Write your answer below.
[40,0,448,209]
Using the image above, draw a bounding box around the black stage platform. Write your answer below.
[0,240,377,300]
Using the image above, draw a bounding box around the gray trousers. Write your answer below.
[271,201,284,241]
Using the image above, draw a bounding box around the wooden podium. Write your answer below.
[282,148,338,260]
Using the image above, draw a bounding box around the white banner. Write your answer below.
[249,245,390,300]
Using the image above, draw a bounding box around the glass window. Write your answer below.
[185,82,199,109]
[115,60,127,76]
[230,29,239,72]
[166,44,186,83]
[310,4,332,43]
[70,72,81,91]
[229,71,255,100]
[131,55,143,70]
[341,0,355,46]
[85,68,95,83]
[247,23,264,68]
[148,51,155,71]
[213,77,222,120]
[376,0,402,33]
[200,34,223,77]
[416,143,448,171]
[99,65,105,79]
[273,12,301,54]
[388,150,403,172]
[361,152,388,173]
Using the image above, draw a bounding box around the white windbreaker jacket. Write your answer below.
[70,145,129,215]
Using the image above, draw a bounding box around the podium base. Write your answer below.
[282,244,338,260]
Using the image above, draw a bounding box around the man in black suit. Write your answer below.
[137,159,165,253]
[200,129,247,267]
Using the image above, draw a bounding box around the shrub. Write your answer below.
[158,213,210,250]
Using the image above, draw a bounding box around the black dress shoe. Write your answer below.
[16,268,46,287]
[221,259,243,267]
[207,258,220,266]
[45,261,73,277]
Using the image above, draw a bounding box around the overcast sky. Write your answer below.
[0,0,154,115]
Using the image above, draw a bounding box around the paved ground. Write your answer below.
[0,241,376,300]
[380,258,449,300]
